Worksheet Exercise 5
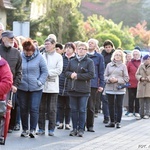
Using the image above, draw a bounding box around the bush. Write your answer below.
[95,33,121,49]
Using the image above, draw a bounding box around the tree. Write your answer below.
[83,15,135,49]
[7,0,32,29]
[129,21,150,48]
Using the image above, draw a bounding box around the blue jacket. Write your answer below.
[88,51,105,88]
[18,50,48,91]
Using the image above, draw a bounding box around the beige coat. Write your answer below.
[136,63,150,98]
[104,61,129,93]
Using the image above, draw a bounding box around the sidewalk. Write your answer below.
[70,119,150,150]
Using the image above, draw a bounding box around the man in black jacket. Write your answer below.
[0,30,22,132]
[101,40,115,124]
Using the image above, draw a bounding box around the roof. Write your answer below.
[0,0,15,9]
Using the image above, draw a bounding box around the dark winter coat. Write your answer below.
[59,54,75,96]
[0,43,22,87]
[65,55,95,96]
[101,49,115,68]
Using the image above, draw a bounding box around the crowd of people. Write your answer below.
[0,22,150,139]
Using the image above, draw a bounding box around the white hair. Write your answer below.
[131,49,141,59]
[88,38,99,46]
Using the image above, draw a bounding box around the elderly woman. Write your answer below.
[127,50,141,117]
[65,42,95,137]
[104,50,129,128]
[136,55,150,119]
[17,39,48,138]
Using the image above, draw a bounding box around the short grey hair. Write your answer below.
[88,38,99,46]
[131,49,141,59]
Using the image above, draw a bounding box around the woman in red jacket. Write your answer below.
[127,49,141,117]
[0,57,13,100]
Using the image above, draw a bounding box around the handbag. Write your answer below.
[0,101,6,117]
[117,82,131,90]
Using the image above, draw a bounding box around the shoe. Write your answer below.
[116,123,121,128]
[105,123,115,128]
[56,122,60,126]
[48,130,54,136]
[14,124,20,131]
[8,129,13,133]
[125,111,129,116]
[136,116,142,120]
[57,123,64,129]
[134,113,140,117]
[36,129,45,135]
[94,113,98,118]
[77,129,84,137]
[127,113,134,117]
[69,129,77,136]
[103,119,109,124]
[143,115,149,119]
[65,124,70,130]
[21,130,29,137]
[29,130,36,138]
[87,127,95,132]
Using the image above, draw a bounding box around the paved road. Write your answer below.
[0,110,141,150]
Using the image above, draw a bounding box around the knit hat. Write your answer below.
[143,54,150,60]
[134,46,141,51]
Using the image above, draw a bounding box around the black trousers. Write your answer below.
[107,94,124,123]
[86,88,97,128]
[128,88,139,113]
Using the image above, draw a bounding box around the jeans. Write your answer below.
[87,88,97,128]
[128,88,139,113]
[57,95,71,124]
[17,89,42,131]
[107,94,124,123]
[38,93,58,131]
[101,94,109,119]
[70,96,89,130]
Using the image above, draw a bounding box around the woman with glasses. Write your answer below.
[104,50,129,128]
[65,42,95,137]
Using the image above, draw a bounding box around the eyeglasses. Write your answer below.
[115,54,122,57]
[78,48,87,51]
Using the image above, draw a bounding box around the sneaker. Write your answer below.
[29,130,36,138]
[125,111,129,116]
[56,122,60,126]
[36,129,45,135]
[127,113,134,117]
[136,116,142,120]
[94,113,98,118]
[143,115,149,119]
[69,129,77,136]
[57,123,64,129]
[103,119,109,124]
[8,129,13,133]
[77,129,84,137]
[134,113,140,117]
[21,130,29,137]
[14,124,20,131]
[48,130,54,136]
[65,124,70,130]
